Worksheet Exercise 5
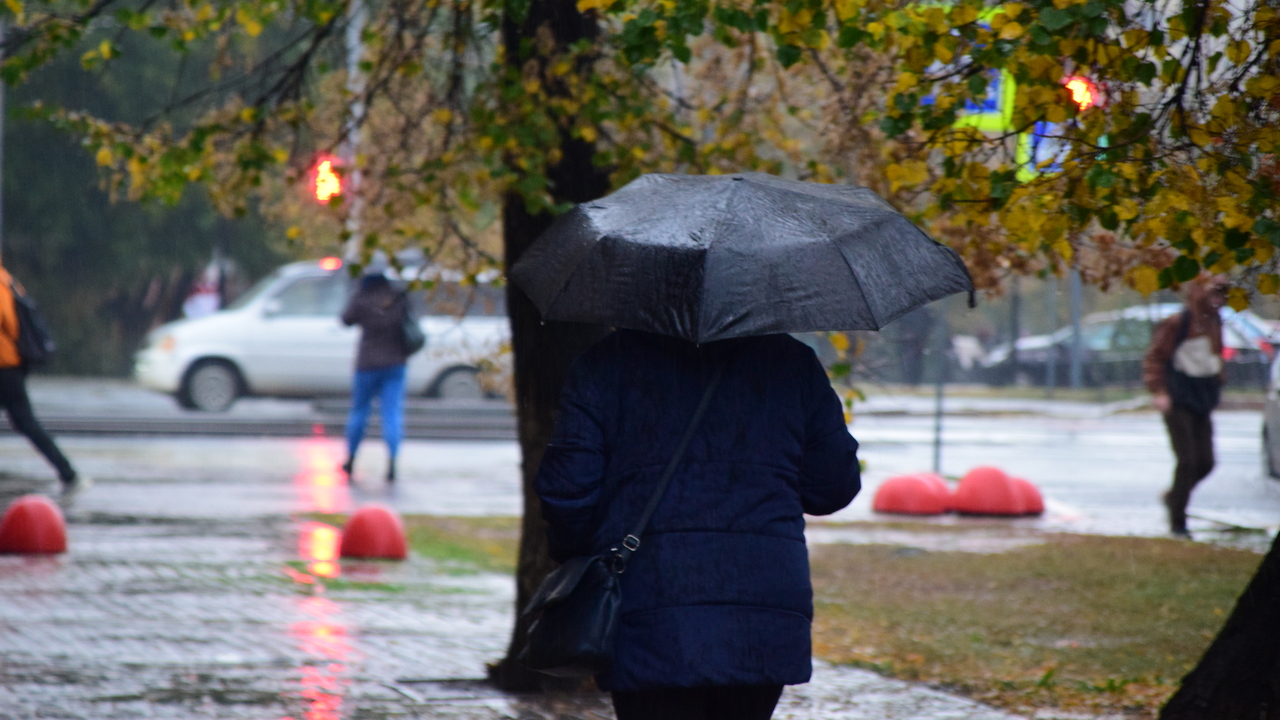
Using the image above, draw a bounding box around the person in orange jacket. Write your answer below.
[0,260,82,496]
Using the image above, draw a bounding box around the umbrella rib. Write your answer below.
[694,183,739,342]
[829,236,881,330]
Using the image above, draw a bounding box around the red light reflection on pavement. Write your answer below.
[282,598,355,720]
[299,522,342,578]
[294,439,350,514]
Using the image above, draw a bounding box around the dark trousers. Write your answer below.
[0,367,75,482]
[611,684,784,720]
[1163,405,1214,532]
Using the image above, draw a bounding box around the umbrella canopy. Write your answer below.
[510,172,973,343]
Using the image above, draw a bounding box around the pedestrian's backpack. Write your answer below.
[1165,310,1220,415]
[9,282,55,367]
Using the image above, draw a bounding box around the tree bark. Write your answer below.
[1160,531,1280,719]
[486,0,611,691]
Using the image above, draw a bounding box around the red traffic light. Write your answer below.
[311,155,343,203]
[1062,76,1101,111]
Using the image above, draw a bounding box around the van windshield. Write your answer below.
[225,269,285,311]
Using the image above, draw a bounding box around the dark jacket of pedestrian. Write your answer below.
[535,330,862,692]
[341,275,409,370]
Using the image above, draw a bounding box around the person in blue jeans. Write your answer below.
[341,272,412,482]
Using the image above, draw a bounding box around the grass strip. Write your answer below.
[810,527,1263,717]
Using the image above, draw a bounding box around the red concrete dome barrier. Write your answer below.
[872,474,950,515]
[913,472,954,512]
[952,466,1027,516]
[1011,477,1045,516]
[339,505,407,560]
[0,495,67,554]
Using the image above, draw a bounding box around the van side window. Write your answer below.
[271,275,349,316]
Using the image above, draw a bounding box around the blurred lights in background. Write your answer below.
[1063,76,1101,111]
[312,156,343,203]
[318,257,343,271]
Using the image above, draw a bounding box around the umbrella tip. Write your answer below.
[968,290,976,309]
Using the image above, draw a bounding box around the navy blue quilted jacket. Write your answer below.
[535,329,861,691]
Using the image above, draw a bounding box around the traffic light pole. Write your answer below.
[341,0,367,260]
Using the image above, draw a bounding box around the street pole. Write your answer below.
[341,0,366,260]
[1008,276,1021,384]
[1069,269,1084,388]
[1046,275,1058,395]
[932,319,948,475]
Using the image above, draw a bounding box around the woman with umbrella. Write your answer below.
[514,173,972,719]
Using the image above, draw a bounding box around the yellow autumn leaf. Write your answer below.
[1226,39,1251,65]
[1045,103,1067,123]
[95,147,113,167]
[834,0,862,22]
[830,332,850,353]
[432,108,453,124]
[3,0,22,16]
[235,7,263,37]
[999,21,1024,39]
[287,226,302,240]
[1226,287,1249,311]
[1130,266,1160,296]
[1185,125,1211,146]
[1259,274,1280,295]
[579,125,598,143]
[950,5,978,24]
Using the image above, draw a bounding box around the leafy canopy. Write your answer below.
[3,0,1277,303]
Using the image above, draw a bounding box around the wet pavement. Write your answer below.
[0,436,1020,720]
[2,396,1278,718]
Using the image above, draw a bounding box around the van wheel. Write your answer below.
[179,360,242,412]
[434,368,483,400]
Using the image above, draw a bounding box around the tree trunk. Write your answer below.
[486,0,610,691]
[1160,531,1280,719]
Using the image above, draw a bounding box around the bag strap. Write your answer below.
[613,362,723,564]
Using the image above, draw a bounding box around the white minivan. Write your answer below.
[134,259,510,411]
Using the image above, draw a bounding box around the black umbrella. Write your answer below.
[510,172,973,343]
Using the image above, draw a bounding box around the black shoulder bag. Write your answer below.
[387,289,426,356]
[10,282,56,367]
[519,363,724,678]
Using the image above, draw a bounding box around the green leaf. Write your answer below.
[966,73,987,96]
[1038,7,1074,31]
[1254,218,1280,246]
[1086,164,1116,189]
[776,44,802,67]
[1171,255,1200,282]
[1224,228,1250,249]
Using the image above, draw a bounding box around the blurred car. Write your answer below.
[134,258,510,411]
[1263,355,1280,478]
[983,304,1279,387]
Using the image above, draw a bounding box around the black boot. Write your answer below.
[341,457,354,478]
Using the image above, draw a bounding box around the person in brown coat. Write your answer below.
[1142,275,1229,537]
[0,259,82,496]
